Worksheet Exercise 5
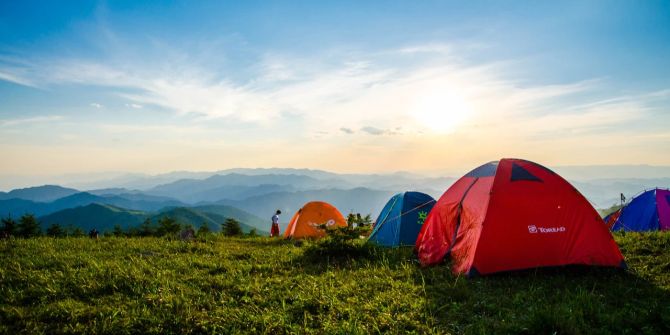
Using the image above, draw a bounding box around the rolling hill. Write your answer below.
[152,207,263,234]
[39,203,148,232]
[37,203,269,234]
[192,204,269,232]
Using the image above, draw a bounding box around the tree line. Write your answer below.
[0,214,257,238]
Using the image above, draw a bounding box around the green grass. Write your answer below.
[1,232,669,334]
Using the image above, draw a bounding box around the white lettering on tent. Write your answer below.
[528,225,566,234]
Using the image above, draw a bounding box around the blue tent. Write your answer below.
[368,191,436,246]
[611,188,670,232]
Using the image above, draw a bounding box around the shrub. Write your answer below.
[222,218,243,236]
[156,217,181,237]
[46,223,66,238]
[303,222,374,262]
[17,214,41,237]
[1,215,16,237]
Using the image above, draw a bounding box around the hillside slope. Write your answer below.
[152,207,266,234]
[39,203,148,231]
[37,203,269,234]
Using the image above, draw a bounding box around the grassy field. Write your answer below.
[1,233,669,334]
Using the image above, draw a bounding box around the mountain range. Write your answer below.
[0,168,668,234]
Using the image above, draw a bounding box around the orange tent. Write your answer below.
[284,201,347,239]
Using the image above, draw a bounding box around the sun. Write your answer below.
[411,90,471,133]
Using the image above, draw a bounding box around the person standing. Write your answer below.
[271,210,281,237]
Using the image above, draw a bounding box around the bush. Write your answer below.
[156,217,181,237]
[222,218,243,236]
[1,215,16,237]
[17,214,41,237]
[303,222,374,262]
[247,228,258,237]
[197,223,211,236]
[46,223,66,238]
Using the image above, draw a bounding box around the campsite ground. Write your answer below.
[1,233,669,334]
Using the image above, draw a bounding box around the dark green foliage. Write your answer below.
[197,222,211,236]
[45,223,66,237]
[16,213,41,237]
[112,224,124,237]
[347,212,373,227]
[2,215,16,236]
[70,226,85,237]
[304,223,374,262]
[247,228,258,237]
[156,216,181,237]
[222,218,243,236]
[138,218,155,237]
[0,233,668,334]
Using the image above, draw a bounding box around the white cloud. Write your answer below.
[125,103,143,109]
[90,103,103,108]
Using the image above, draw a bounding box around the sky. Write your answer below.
[1,0,669,181]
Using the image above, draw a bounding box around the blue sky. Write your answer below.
[1,0,669,179]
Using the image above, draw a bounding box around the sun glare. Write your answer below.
[412,90,471,133]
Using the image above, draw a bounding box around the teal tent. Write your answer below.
[368,191,435,247]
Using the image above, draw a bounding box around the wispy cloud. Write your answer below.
[0,40,661,143]
[360,126,385,135]
[90,103,103,108]
[0,70,37,87]
[0,115,64,127]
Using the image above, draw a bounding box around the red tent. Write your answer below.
[416,158,625,276]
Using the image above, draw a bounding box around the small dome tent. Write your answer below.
[368,191,436,247]
[608,188,670,232]
[283,201,347,239]
[415,158,625,276]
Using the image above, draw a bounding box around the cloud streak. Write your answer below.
[0,115,64,127]
[0,41,663,146]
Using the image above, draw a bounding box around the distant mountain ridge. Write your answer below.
[0,185,79,202]
[217,187,397,221]
[145,173,325,203]
[2,168,669,233]
[0,191,185,217]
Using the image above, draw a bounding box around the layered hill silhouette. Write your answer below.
[0,185,79,202]
[0,190,184,217]
[39,203,267,234]
[2,168,668,235]
[217,187,396,220]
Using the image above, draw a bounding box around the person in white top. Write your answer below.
[271,210,281,237]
